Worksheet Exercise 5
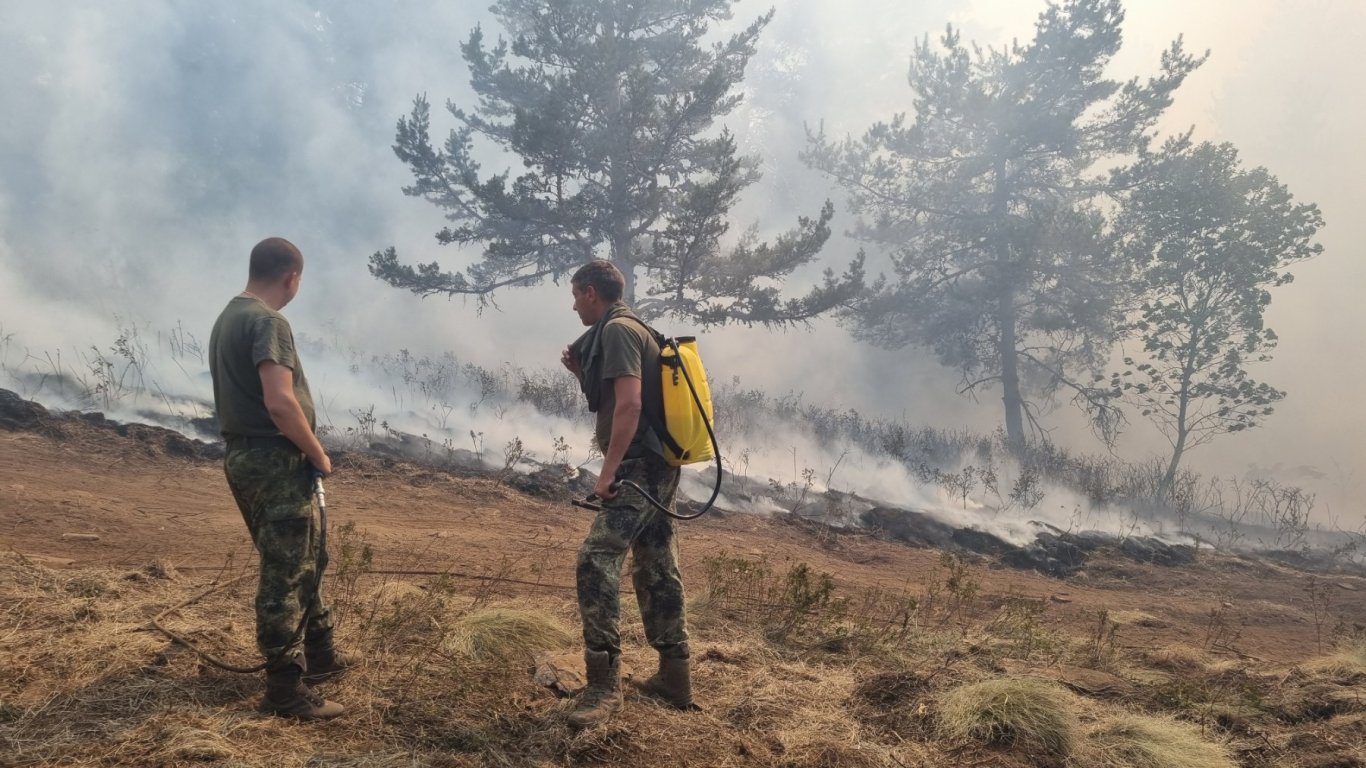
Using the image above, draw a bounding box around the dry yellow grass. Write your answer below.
[935,677,1081,757]
[1302,642,1366,683]
[1076,712,1236,768]
[1142,645,1215,673]
[1,544,1361,768]
[442,604,575,662]
[365,580,429,607]
[1108,610,1165,628]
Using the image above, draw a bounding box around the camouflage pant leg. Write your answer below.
[576,456,688,658]
[224,447,333,666]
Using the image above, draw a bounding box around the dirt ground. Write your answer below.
[2,414,1362,668]
[4,404,1366,768]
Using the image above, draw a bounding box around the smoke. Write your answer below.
[2,0,1363,528]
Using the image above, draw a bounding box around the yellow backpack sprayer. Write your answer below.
[574,322,722,520]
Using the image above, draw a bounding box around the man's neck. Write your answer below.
[242,283,286,311]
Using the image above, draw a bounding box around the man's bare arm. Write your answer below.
[596,375,642,499]
[259,361,332,475]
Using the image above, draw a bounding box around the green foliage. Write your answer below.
[371,0,862,326]
[495,436,525,485]
[924,552,981,629]
[330,521,375,627]
[1088,609,1121,668]
[1112,140,1323,494]
[983,594,1058,660]
[807,0,1205,450]
[697,552,848,643]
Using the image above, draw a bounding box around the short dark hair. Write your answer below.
[249,237,304,282]
[571,260,624,303]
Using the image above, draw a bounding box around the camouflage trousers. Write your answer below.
[223,446,333,668]
[576,455,690,660]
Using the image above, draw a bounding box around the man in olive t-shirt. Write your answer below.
[210,299,316,438]
[207,237,345,720]
[559,259,694,729]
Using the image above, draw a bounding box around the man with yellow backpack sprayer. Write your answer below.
[560,259,701,729]
[208,237,350,720]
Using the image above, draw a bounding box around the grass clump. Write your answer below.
[1080,713,1235,768]
[444,605,574,662]
[153,725,241,763]
[936,677,1079,757]
[1302,642,1366,683]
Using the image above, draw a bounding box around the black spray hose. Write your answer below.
[574,339,722,521]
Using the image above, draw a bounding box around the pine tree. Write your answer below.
[1111,140,1323,496]
[370,0,862,324]
[805,0,1203,451]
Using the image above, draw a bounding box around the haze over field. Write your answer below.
[1,0,1362,524]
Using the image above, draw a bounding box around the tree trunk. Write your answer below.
[999,288,1025,454]
[1159,426,1188,502]
[991,158,1025,454]
[602,34,637,307]
[610,233,636,305]
[1159,334,1201,501]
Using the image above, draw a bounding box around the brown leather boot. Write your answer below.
[566,650,621,729]
[632,655,699,711]
[260,662,345,720]
[304,630,355,684]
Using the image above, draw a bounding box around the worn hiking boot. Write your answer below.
[632,655,699,711]
[303,636,355,684]
[566,650,621,729]
[260,663,344,720]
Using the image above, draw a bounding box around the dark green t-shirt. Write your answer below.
[208,296,315,437]
[591,317,659,455]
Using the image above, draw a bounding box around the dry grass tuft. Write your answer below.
[153,724,242,762]
[1141,645,1214,675]
[1078,712,1236,768]
[936,677,1080,757]
[443,605,574,662]
[366,580,429,607]
[0,551,61,591]
[144,558,181,581]
[1301,642,1366,683]
[1108,610,1166,628]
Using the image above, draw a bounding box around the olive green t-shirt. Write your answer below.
[208,295,315,437]
[592,317,660,455]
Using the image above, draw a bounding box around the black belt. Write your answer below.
[224,434,299,452]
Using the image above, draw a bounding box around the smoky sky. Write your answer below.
[1,0,1363,519]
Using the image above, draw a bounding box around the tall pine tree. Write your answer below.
[371,0,862,324]
[805,0,1203,451]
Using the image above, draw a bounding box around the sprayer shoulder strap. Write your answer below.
[614,315,685,459]
[611,314,669,350]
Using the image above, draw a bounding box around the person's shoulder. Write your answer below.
[243,302,289,327]
[605,315,642,330]
[605,316,649,342]
[216,297,259,326]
